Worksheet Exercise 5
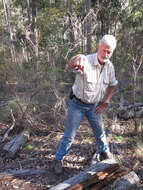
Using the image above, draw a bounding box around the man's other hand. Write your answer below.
[95,102,108,114]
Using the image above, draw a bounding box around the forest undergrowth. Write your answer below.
[0,111,142,189]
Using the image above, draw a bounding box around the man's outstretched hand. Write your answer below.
[67,54,86,72]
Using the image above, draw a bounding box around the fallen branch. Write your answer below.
[1,109,16,143]
[0,168,48,180]
[3,130,30,158]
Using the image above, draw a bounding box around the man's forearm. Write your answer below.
[104,86,115,103]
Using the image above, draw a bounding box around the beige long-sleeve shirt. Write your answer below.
[72,53,118,104]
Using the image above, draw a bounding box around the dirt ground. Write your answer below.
[0,116,143,190]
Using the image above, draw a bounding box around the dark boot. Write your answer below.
[91,150,113,165]
[54,161,63,175]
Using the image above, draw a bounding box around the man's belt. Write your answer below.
[70,91,93,105]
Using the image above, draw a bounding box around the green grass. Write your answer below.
[25,143,36,151]
[113,135,125,143]
[127,137,137,144]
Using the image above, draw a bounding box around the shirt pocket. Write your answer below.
[86,72,98,92]
[86,70,97,83]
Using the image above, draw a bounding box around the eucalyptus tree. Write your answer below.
[67,0,75,55]
[117,0,143,98]
[85,0,92,53]
[92,0,123,36]
[2,0,16,63]
[31,0,38,74]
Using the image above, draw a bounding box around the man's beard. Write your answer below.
[103,58,109,62]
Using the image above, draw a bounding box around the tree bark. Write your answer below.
[31,0,39,73]
[3,130,30,158]
[67,0,75,56]
[26,0,31,23]
[85,0,92,54]
[0,169,48,180]
[49,159,140,190]
[99,1,109,36]
[2,0,16,63]
[110,171,140,190]
[49,159,117,190]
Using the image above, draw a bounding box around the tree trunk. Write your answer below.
[31,0,39,73]
[99,1,109,36]
[26,0,31,23]
[85,0,92,54]
[2,0,16,63]
[67,0,75,56]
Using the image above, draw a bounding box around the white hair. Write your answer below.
[99,34,117,50]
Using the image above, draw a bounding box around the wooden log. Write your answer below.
[75,163,119,189]
[88,167,128,190]
[68,184,82,190]
[111,171,140,190]
[3,135,18,150]
[89,170,140,190]
[3,130,30,158]
[50,159,140,190]
[0,169,48,180]
[69,165,126,190]
[49,159,117,190]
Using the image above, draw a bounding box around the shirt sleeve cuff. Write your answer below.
[109,80,118,86]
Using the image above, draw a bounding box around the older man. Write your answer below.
[54,34,118,174]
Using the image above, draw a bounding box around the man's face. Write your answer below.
[97,42,114,64]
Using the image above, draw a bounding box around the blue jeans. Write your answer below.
[56,98,109,161]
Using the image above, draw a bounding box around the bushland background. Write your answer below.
[0,0,143,189]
